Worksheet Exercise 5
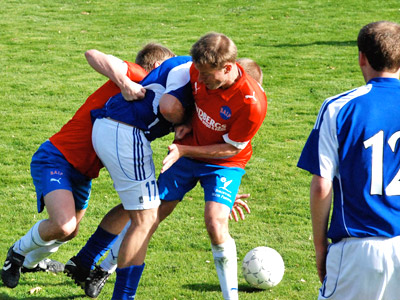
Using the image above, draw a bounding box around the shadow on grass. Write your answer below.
[274,40,357,47]
[183,283,266,294]
[0,292,82,299]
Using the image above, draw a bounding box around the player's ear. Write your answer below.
[153,61,162,69]
[224,63,232,74]
[359,51,367,67]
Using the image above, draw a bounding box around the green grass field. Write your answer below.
[1,0,399,299]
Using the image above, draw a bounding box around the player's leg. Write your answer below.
[2,190,80,288]
[205,201,238,300]
[111,207,159,299]
[65,204,129,287]
[85,200,179,298]
[85,220,131,298]
[2,141,86,288]
[21,189,86,272]
[91,118,161,299]
[201,165,245,300]
[22,242,65,273]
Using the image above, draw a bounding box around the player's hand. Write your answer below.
[174,124,192,140]
[161,144,182,173]
[121,80,146,101]
[229,194,251,222]
[315,245,328,283]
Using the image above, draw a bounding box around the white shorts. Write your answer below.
[92,118,160,210]
[319,236,400,300]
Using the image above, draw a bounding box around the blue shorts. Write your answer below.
[30,140,92,213]
[157,157,245,210]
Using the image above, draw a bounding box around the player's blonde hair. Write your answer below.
[237,58,263,84]
[135,43,175,72]
[190,32,237,69]
[358,21,400,72]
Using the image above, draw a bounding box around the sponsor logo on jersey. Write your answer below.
[244,91,258,103]
[212,177,234,203]
[50,170,63,176]
[196,105,227,132]
[194,82,200,94]
[220,106,232,120]
[50,178,62,184]
[220,177,233,193]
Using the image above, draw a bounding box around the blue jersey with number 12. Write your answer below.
[298,77,400,242]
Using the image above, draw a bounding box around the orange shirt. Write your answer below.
[177,63,267,169]
[49,62,147,178]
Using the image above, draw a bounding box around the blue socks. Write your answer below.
[76,226,118,270]
[112,264,145,300]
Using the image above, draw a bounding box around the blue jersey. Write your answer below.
[298,78,400,242]
[91,56,193,141]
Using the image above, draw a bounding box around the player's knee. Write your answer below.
[50,218,78,240]
[205,218,228,244]
[130,209,159,232]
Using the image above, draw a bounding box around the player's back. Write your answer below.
[327,78,400,240]
[49,62,147,178]
[92,56,193,141]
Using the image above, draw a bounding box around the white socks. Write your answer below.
[211,237,239,300]
[23,241,65,269]
[13,220,56,256]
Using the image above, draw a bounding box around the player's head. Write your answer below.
[135,43,175,72]
[357,21,400,72]
[190,32,238,90]
[237,58,263,84]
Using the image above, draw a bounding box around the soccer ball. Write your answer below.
[242,246,284,289]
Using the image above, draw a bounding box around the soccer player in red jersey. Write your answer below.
[1,43,174,289]
[157,33,267,300]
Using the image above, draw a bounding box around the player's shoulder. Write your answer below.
[235,73,267,109]
[161,56,192,70]
[322,85,372,113]
[125,61,148,81]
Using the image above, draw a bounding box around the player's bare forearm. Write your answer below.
[161,143,240,173]
[178,143,240,159]
[310,175,332,282]
[85,49,145,100]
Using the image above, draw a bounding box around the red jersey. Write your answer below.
[49,62,147,178]
[177,63,267,169]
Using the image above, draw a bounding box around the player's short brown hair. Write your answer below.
[237,58,263,84]
[358,21,400,72]
[190,32,237,69]
[135,43,175,72]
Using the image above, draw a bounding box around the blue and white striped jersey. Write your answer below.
[298,77,400,241]
[91,56,193,141]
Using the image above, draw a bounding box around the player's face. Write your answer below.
[195,63,227,90]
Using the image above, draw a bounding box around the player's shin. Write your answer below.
[99,222,128,273]
[23,241,65,269]
[212,237,239,300]
[112,263,145,300]
[14,220,56,256]
[75,225,119,270]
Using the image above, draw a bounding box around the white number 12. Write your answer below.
[364,130,400,196]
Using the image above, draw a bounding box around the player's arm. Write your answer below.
[310,174,332,283]
[160,94,196,140]
[161,142,241,173]
[159,94,186,124]
[85,49,145,100]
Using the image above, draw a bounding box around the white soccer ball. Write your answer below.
[242,246,284,289]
